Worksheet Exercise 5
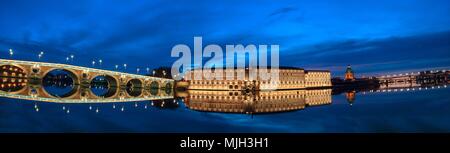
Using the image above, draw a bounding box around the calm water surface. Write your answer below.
[1,86,449,133]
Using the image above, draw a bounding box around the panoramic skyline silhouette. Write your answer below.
[0,0,449,77]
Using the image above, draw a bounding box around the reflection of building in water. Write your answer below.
[184,67,331,90]
[304,89,333,106]
[345,91,356,105]
[183,89,332,114]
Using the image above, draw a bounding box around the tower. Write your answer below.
[345,65,355,81]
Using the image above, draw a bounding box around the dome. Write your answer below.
[346,65,353,73]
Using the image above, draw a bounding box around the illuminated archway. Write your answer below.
[90,75,119,98]
[126,78,143,97]
[0,65,28,93]
[42,69,79,98]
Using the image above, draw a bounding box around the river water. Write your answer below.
[1,84,449,133]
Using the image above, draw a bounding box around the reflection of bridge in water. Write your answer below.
[0,86,174,103]
[377,70,449,89]
[335,82,448,106]
[0,59,174,103]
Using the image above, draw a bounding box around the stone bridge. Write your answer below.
[0,59,174,103]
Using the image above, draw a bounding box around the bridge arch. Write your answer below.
[164,81,173,89]
[0,64,28,94]
[126,78,143,97]
[89,74,120,98]
[0,64,29,75]
[42,68,80,85]
[41,68,80,98]
[150,88,160,96]
[150,80,160,89]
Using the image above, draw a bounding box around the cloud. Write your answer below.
[269,6,297,17]
[1,0,449,74]
[281,30,450,74]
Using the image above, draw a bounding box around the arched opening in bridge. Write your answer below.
[0,65,27,92]
[43,69,79,98]
[90,75,118,98]
[164,82,173,94]
[150,81,159,89]
[126,79,143,97]
[150,88,159,96]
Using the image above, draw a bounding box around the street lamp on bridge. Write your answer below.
[9,49,13,58]
[70,54,74,62]
[38,51,44,60]
[98,59,103,67]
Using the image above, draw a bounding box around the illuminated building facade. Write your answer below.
[304,70,332,88]
[184,67,331,90]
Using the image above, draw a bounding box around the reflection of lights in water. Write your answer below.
[113,104,116,109]
[144,105,147,109]
[121,106,124,112]
[62,106,65,110]
[134,103,138,107]
[89,106,92,110]
[151,102,154,106]
[95,108,99,113]
[66,109,70,114]
[35,108,39,112]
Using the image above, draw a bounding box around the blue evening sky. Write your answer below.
[0,0,449,77]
